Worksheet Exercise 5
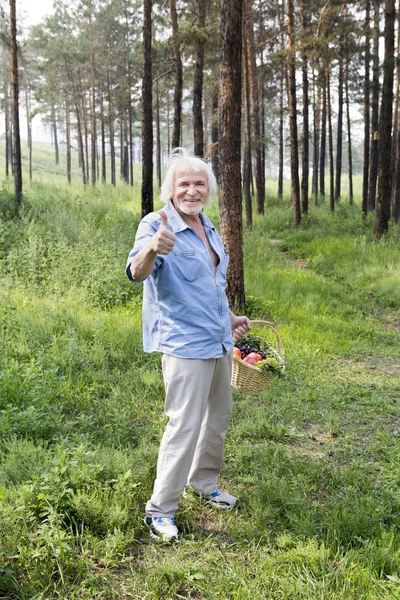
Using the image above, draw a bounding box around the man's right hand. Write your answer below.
[151,211,176,255]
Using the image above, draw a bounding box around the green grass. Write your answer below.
[0,146,400,598]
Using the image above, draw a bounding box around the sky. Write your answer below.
[19,0,54,27]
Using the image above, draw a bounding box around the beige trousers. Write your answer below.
[145,351,233,518]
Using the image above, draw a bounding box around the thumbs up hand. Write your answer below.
[151,210,176,255]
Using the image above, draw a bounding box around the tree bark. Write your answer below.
[9,0,22,205]
[218,0,244,311]
[327,65,335,212]
[5,84,10,178]
[170,0,182,149]
[362,0,371,216]
[52,105,60,166]
[141,0,153,216]
[65,95,71,184]
[368,0,380,211]
[335,55,343,202]
[25,85,32,185]
[245,0,264,214]
[100,75,106,183]
[88,2,96,185]
[375,0,395,237]
[345,29,353,205]
[210,87,219,182]
[243,24,252,231]
[108,47,116,186]
[278,1,285,199]
[301,0,309,214]
[319,69,327,197]
[392,1,400,223]
[312,68,321,205]
[193,0,205,156]
[287,0,301,227]
[156,79,162,188]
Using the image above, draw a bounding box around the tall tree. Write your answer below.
[368,0,380,211]
[287,0,301,227]
[193,0,206,156]
[243,24,252,231]
[245,0,264,215]
[375,0,395,237]
[141,0,153,216]
[335,54,344,202]
[218,0,244,311]
[170,0,182,148]
[300,0,309,214]
[362,0,371,216]
[9,0,22,205]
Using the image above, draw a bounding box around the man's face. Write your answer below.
[172,170,209,216]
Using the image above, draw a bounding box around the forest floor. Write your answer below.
[0,150,400,599]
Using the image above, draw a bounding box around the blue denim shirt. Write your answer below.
[126,201,233,359]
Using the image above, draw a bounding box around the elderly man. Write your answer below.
[126,148,251,542]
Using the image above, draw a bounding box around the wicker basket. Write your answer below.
[231,320,285,395]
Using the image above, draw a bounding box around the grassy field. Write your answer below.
[0,144,400,599]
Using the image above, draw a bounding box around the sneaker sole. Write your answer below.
[143,516,178,542]
[205,499,238,509]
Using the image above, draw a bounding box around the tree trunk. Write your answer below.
[141,0,153,216]
[108,47,116,186]
[25,86,32,185]
[245,0,264,214]
[287,0,301,227]
[243,23,252,231]
[301,0,309,214]
[52,105,60,166]
[123,107,129,183]
[170,0,182,149]
[278,1,285,199]
[9,0,22,205]
[88,3,96,185]
[375,0,395,237]
[392,1,400,223]
[319,69,327,197]
[335,55,343,202]
[368,0,380,211]
[312,68,321,205]
[210,87,219,182]
[345,30,354,205]
[218,0,244,311]
[65,95,71,184]
[193,0,205,156]
[327,65,335,212]
[100,75,106,183]
[362,0,371,216]
[80,82,89,184]
[129,100,134,186]
[156,79,162,188]
[5,85,10,178]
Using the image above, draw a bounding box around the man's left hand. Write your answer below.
[230,314,252,340]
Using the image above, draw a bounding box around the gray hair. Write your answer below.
[160,147,217,205]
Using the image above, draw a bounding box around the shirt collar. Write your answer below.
[161,201,216,233]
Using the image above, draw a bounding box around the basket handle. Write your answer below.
[247,319,285,359]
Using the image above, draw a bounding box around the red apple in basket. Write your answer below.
[243,352,263,365]
[233,347,242,359]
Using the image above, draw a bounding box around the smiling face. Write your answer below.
[172,170,209,216]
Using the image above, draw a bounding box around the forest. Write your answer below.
[0,0,400,598]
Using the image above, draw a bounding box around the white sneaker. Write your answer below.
[187,487,238,509]
[204,488,238,509]
[144,516,179,542]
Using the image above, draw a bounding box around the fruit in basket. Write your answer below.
[243,352,262,365]
[233,347,242,359]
